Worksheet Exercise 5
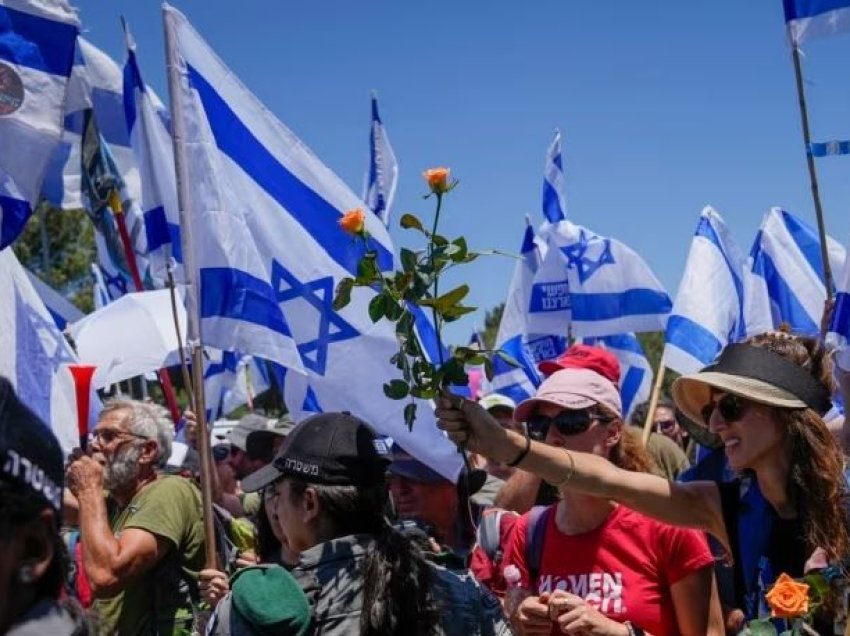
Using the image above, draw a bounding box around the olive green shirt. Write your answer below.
[646,432,690,481]
[92,475,205,636]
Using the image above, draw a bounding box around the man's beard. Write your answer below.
[103,443,144,491]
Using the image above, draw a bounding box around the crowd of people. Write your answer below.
[3,329,850,634]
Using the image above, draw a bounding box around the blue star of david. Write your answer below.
[561,229,615,284]
[15,288,75,426]
[270,260,359,376]
[99,266,128,299]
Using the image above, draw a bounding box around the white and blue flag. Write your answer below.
[362,92,398,227]
[91,263,111,310]
[543,220,672,338]
[165,5,462,479]
[542,130,567,224]
[745,207,844,337]
[783,0,850,43]
[0,0,78,249]
[204,351,271,421]
[0,247,80,454]
[527,231,572,336]
[664,207,747,375]
[491,219,564,403]
[123,22,182,285]
[583,333,652,419]
[25,268,83,330]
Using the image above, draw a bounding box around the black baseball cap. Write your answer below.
[0,377,64,515]
[242,412,392,492]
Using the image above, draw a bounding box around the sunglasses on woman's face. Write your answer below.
[701,393,751,424]
[527,409,614,441]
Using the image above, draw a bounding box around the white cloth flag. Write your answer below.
[784,0,850,44]
[583,333,652,420]
[362,92,398,226]
[204,351,270,421]
[526,231,571,337]
[0,247,80,454]
[664,207,747,375]
[164,4,462,480]
[0,0,78,249]
[745,207,844,338]
[25,268,83,330]
[542,220,672,338]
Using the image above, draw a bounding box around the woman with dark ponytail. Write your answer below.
[239,412,509,636]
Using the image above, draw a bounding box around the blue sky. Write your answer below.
[72,0,850,345]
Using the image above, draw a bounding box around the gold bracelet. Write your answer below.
[546,447,575,488]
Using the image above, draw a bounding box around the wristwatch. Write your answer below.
[624,622,645,636]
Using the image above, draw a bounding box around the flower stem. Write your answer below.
[430,193,445,369]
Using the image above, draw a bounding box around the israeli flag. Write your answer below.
[0,0,78,249]
[583,333,652,419]
[491,219,564,403]
[362,92,398,227]
[25,269,83,330]
[204,350,271,421]
[123,22,182,286]
[783,0,850,44]
[91,263,111,310]
[527,232,572,336]
[542,130,567,224]
[544,220,672,338]
[165,5,462,479]
[0,248,80,454]
[745,207,844,337]
[664,207,746,376]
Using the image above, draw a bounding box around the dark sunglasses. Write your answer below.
[527,409,615,440]
[701,393,750,424]
[654,419,676,431]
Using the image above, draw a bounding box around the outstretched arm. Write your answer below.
[435,397,730,551]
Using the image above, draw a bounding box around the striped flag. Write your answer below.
[783,0,850,43]
[362,92,398,226]
[0,0,78,248]
[583,333,652,419]
[542,130,567,224]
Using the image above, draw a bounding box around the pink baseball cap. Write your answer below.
[514,368,623,423]
[538,344,621,386]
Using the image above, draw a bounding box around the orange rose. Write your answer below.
[339,208,366,235]
[423,167,450,194]
[764,573,809,619]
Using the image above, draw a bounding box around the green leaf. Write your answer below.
[467,354,488,366]
[432,284,469,312]
[483,357,494,382]
[400,248,418,273]
[450,237,468,262]
[495,349,521,368]
[439,358,468,386]
[383,380,409,399]
[460,252,479,263]
[384,298,404,321]
[441,305,476,321]
[332,277,354,311]
[741,620,779,636]
[396,310,415,336]
[432,233,448,246]
[804,573,830,601]
[357,251,379,282]
[368,293,386,323]
[400,213,426,234]
[404,403,417,430]
[410,386,438,400]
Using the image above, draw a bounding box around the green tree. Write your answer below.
[481,303,504,350]
[636,331,677,398]
[12,201,96,313]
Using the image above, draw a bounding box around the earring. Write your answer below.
[18,565,35,584]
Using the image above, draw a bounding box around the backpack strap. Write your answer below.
[476,508,507,564]
[525,504,554,591]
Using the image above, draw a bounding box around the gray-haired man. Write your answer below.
[66,399,205,635]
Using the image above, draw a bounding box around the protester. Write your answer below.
[238,412,510,635]
[66,399,205,635]
[436,331,849,631]
[499,368,722,635]
[388,445,487,565]
[650,396,695,460]
[474,393,520,483]
[0,377,90,635]
[629,400,691,481]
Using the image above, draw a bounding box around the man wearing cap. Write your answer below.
[65,399,205,635]
[388,445,487,566]
[474,393,520,483]
[0,377,88,635]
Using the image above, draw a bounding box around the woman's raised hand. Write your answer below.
[434,394,516,463]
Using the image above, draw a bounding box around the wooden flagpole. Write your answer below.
[642,363,666,445]
[788,31,834,309]
[163,7,217,569]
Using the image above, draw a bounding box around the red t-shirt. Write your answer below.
[502,503,713,636]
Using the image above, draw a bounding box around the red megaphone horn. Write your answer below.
[68,364,96,446]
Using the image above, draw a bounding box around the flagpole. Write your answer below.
[163,6,217,570]
[642,363,666,445]
[106,191,181,424]
[788,32,833,302]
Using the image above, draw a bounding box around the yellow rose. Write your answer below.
[338,208,366,235]
[423,167,450,194]
[765,573,810,619]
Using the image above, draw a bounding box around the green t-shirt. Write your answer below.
[646,432,691,481]
[92,475,206,636]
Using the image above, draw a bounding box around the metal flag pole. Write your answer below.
[163,4,217,569]
[788,30,833,308]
